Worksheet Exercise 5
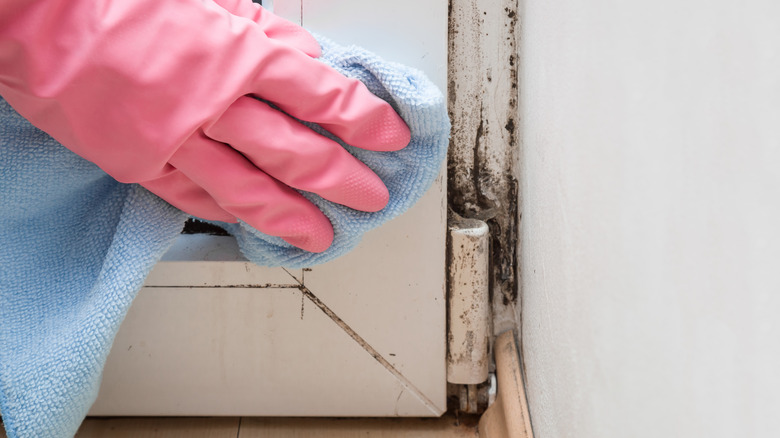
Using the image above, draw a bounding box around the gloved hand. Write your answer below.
[0,0,410,252]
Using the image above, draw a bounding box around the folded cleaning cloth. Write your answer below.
[0,36,448,437]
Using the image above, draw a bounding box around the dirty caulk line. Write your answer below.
[144,284,300,289]
[282,268,442,415]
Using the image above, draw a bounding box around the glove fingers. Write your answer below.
[205,97,390,212]
[248,40,411,152]
[210,0,321,57]
[140,170,238,223]
[170,133,335,253]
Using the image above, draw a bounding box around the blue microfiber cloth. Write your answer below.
[223,36,449,266]
[0,36,448,437]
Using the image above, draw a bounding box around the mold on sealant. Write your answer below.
[447,0,520,335]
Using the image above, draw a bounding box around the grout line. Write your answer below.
[236,417,242,438]
[282,268,443,415]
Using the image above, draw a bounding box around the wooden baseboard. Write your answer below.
[478,330,534,438]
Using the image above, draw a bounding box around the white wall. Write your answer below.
[518,1,780,437]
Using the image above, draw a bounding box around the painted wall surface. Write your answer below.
[518,1,780,436]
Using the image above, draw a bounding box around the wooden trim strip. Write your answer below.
[478,330,533,438]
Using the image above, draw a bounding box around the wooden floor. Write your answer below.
[1,415,480,437]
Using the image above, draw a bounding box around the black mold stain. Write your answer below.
[447,0,521,308]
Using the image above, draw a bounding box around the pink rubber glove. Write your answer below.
[0,0,410,253]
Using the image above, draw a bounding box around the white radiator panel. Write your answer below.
[91,109,448,418]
